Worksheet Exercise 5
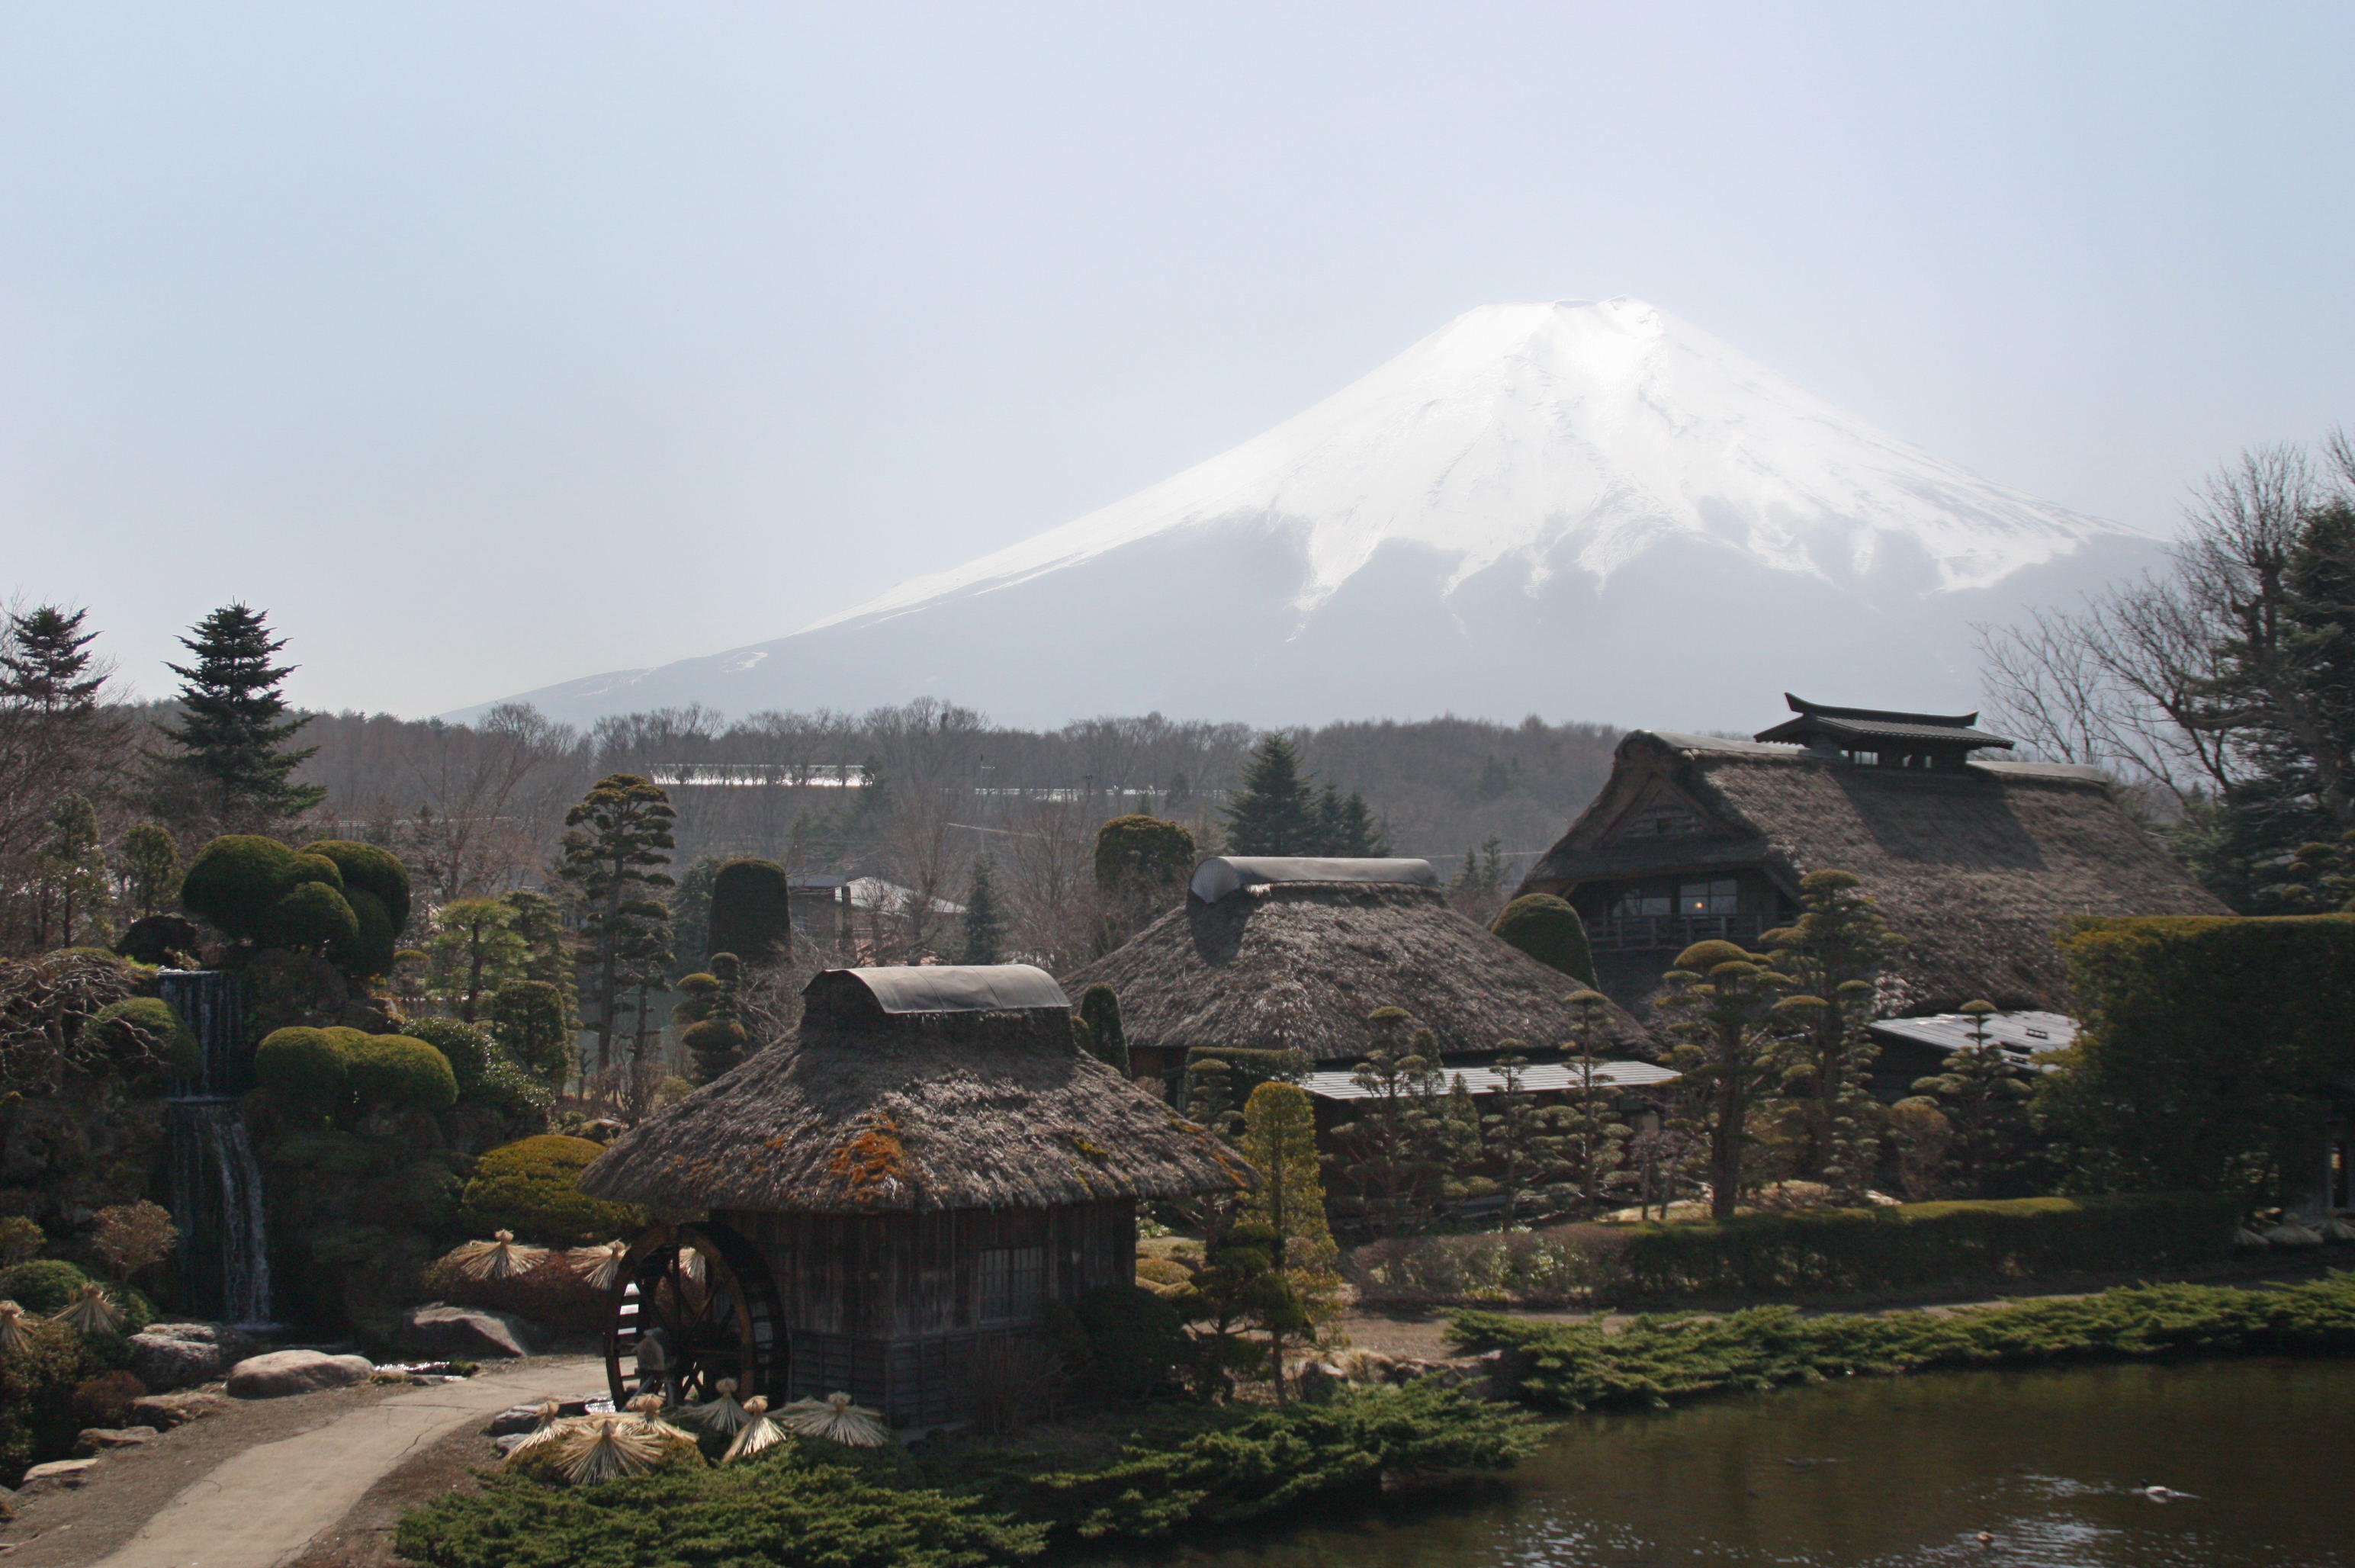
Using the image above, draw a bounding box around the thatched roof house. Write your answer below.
[1518,698,2228,1012]
[579,964,1245,1427]
[1062,856,1652,1087]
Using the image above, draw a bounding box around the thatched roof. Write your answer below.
[1521,730,2228,1011]
[1062,881,1653,1065]
[1189,856,1440,902]
[579,966,1248,1213]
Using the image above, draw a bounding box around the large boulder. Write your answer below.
[224,1349,374,1399]
[401,1304,545,1360]
[128,1322,259,1392]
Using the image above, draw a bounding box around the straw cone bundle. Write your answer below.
[56,1281,123,1336]
[565,1239,631,1291]
[497,1401,567,1465]
[2319,1216,2355,1244]
[553,1412,666,1484]
[776,1392,888,1448]
[722,1396,786,1463]
[0,1301,32,1356]
[682,1377,749,1435]
[451,1230,548,1282]
[2263,1220,2324,1247]
[627,1393,696,1441]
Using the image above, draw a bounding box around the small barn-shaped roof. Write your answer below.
[579,966,1248,1213]
[1520,728,2228,1011]
[1062,879,1652,1065]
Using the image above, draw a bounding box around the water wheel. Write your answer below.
[605,1222,782,1408]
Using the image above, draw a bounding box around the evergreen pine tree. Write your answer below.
[959,856,1004,964]
[40,793,110,947]
[0,606,103,715]
[557,773,676,1075]
[1239,1079,1340,1396]
[1222,736,1321,854]
[1907,1001,2036,1197]
[1659,940,1823,1219]
[1762,869,1903,1194]
[1331,1007,1447,1235]
[153,604,324,831]
[500,889,580,1033]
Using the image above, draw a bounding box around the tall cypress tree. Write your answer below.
[558,773,676,1075]
[959,856,1004,965]
[153,605,323,831]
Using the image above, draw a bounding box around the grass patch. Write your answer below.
[1450,1271,2355,1412]
[395,1382,1542,1568]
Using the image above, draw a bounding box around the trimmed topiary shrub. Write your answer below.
[288,852,346,892]
[487,981,572,1085]
[346,1034,458,1112]
[456,1136,647,1246]
[336,887,399,980]
[255,1026,349,1117]
[271,879,360,956]
[1490,894,1595,985]
[681,1017,747,1084]
[78,997,199,1081]
[0,1258,90,1313]
[1078,985,1128,1075]
[708,858,792,967]
[179,835,301,943]
[405,1019,496,1095]
[300,840,413,934]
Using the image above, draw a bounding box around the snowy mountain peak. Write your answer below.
[806,297,2140,637]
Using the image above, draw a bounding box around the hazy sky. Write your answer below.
[5,2,2350,720]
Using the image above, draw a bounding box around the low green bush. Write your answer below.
[395,1383,1537,1568]
[346,1034,458,1112]
[1047,1285,1187,1403]
[0,1258,91,1314]
[78,997,199,1081]
[255,1027,348,1116]
[0,1318,100,1476]
[1451,1271,2355,1412]
[1345,1194,2238,1307]
[405,1019,495,1093]
[456,1136,646,1246]
[1489,893,1595,984]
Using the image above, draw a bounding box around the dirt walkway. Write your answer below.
[0,1357,602,1568]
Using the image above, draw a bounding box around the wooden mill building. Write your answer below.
[578,964,1245,1427]
[1518,696,2228,1012]
[1063,856,1653,1091]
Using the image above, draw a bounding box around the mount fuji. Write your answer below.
[478,298,2156,731]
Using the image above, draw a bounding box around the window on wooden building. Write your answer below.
[1679,878,1738,915]
[1608,884,1673,918]
[974,1246,1045,1325]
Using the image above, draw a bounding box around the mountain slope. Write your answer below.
[476,298,2154,731]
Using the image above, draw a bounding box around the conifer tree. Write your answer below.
[1906,1000,2036,1197]
[1240,1080,1340,1396]
[429,898,527,1021]
[1332,1007,1447,1235]
[956,856,1002,964]
[501,888,579,1029]
[557,773,676,1075]
[153,604,323,832]
[40,793,110,947]
[1077,982,1127,1075]
[1222,736,1321,854]
[1762,869,1903,1194]
[0,606,103,715]
[1660,940,1823,1219]
[117,824,182,921]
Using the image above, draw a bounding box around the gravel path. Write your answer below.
[0,1357,602,1568]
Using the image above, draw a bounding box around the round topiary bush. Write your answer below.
[708,858,792,967]
[255,1026,349,1117]
[456,1136,647,1246]
[78,998,200,1081]
[288,852,345,892]
[179,836,300,943]
[1491,894,1597,985]
[0,1258,89,1313]
[403,1019,496,1095]
[487,981,571,1084]
[300,840,413,936]
[336,888,399,980]
[345,1034,458,1113]
[271,880,360,956]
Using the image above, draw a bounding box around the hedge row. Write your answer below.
[1346,1194,2243,1307]
[1451,1271,2355,1412]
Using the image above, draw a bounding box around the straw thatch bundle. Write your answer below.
[681,1378,750,1435]
[580,967,1248,1212]
[1062,881,1653,1065]
[563,1239,631,1291]
[449,1230,548,1282]
[56,1281,123,1337]
[776,1391,888,1448]
[0,1301,31,1356]
[1523,731,2228,1012]
[723,1396,786,1462]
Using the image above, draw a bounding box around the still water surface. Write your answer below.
[1095,1358,2355,1568]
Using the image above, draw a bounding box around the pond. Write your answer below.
[1093,1358,2355,1567]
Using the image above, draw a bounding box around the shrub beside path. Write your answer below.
[2,1356,603,1568]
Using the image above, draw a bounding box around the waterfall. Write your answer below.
[159,970,273,1325]
[167,1100,272,1327]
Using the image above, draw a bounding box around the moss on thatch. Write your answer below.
[578,998,1247,1213]
[1522,731,2228,1011]
[1062,882,1652,1065]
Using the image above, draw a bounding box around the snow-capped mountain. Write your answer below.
[476,298,2155,730]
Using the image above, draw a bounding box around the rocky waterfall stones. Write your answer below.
[128,1321,259,1391]
[224,1348,375,1399]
